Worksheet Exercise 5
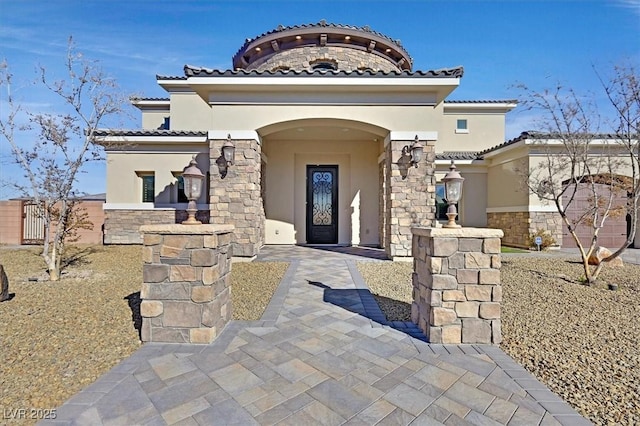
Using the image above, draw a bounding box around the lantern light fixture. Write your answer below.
[442,160,464,228]
[402,135,424,168]
[222,134,236,166]
[181,156,205,225]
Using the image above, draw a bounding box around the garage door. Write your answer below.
[562,182,628,248]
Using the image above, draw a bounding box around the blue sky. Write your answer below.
[1,0,639,198]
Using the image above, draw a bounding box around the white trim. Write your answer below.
[435,159,484,166]
[207,130,261,141]
[486,205,558,213]
[444,102,517,112]
[98,135,207,144]
[385,131,438,146]
[455,129,469,134]
[103,203,210,210]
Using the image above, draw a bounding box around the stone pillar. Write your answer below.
[209,135,264,258]
[411,227,504,344]
[139,224,234,344]
[384,136,436,260]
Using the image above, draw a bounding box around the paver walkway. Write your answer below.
[42,246,591,425]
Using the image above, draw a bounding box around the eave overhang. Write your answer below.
[159,68,463,106]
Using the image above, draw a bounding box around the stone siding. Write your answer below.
[412,227,504,344]
[104,209,210,244]
[209,137,265,257]
[384,139,437,259]
[248,46,401,73]
[487,211,562,248]
[529,211,563,247]
[139,224,233,344]
[378,160,387,250]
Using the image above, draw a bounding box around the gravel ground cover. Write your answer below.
[3,244,639,425]
[357,256,640,425]
[0,245,285,425]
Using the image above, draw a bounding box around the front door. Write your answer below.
[306,165,338,244]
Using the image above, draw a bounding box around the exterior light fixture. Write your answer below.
[222,134,235,166]
[402,135,424,168]
[442,160,464,228]
[181,156,205,225]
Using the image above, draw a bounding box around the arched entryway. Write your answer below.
[259,119,386,248]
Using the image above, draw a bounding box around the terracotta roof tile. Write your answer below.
[183,65,464,78]
[94,129,207,137]
[436,152,481,161]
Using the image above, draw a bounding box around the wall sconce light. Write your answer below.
[222,134,236,166]
[442,160,464,228]
[181,156,205,225]
[402,135,424,168]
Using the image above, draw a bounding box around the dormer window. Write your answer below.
[310,59,338,71]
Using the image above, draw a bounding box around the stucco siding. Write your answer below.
[105,150,209,205]
[440,113,506,152]
[210,105,441,134]
[169,92,212,130]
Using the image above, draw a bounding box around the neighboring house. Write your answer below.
[0,195,105,245]
[96,21,637,258]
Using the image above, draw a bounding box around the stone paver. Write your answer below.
[41,245,591,426]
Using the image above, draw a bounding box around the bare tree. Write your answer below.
[517,62,640,284]
[0,38,128,280]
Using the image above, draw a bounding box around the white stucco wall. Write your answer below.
[105,148,209,206]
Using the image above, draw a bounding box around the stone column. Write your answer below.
[411,227,504,344]
[139,224,234,344]
[384,136,437,260]
[209,135,264,258]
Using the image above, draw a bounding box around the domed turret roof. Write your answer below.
[232,20,413,72]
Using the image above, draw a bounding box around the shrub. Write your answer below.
[528,229,556,250]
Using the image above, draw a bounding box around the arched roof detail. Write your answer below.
[232,21,413,72]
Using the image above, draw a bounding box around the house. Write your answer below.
[97,21,637,258]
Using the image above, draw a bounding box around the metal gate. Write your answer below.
[22,201,45,245]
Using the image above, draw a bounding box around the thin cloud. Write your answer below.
[614,0,640,15]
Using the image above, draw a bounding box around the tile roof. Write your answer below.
[232,20,413,71]
[477,131,635,157]
[94,129,207,137]
[182,65,464,78]
[240,20,408,53]
[130,97,170,101]
[444,99,518,104]
[436,151,481,161]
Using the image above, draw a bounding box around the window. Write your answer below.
[176,176,189,203]
[456,119,468,134]
[436,183,459,221]
[310,59,338,71]
[140,174,155,203]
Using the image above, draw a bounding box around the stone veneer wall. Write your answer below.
[139,224,233,344]
[248,46,401,73]
[384,140,436,259]
[378,160,387,250]
[411,227,503,344]
[529,211,563,247]
[487,211,562,248]
[104,209,210,244]
[209,137,265,257]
